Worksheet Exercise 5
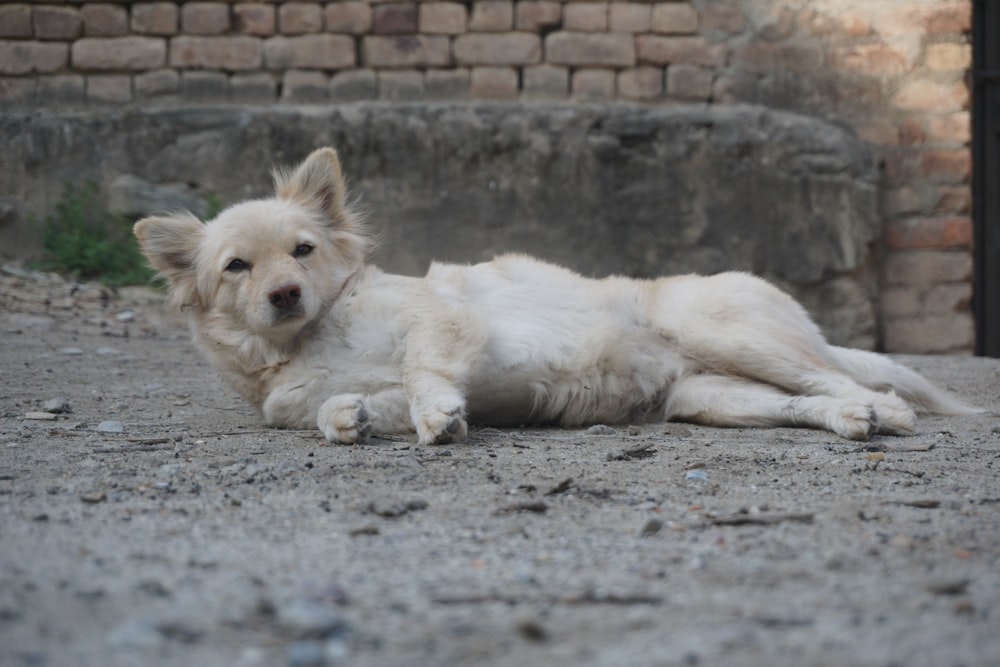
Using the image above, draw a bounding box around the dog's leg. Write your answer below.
[317,388,414,444]
[665,374,879,440]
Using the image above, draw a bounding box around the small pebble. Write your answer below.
[42,398,72,414]
[278,600,350,639]
[685,470,709,482]
[59,347,84,355]
[116,310,135,323]
[585,424,616,436]
[24,412,57,421]
[96,421,124,433]
[639,518,664,537]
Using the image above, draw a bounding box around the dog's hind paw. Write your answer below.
[318,394,372,444]
[415,405,468,446]
[829,401,877,441]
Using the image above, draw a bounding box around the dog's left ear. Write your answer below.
[274,147,347,224]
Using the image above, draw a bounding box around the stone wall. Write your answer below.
[0,1,975,353]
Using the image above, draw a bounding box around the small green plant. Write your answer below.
[34,180,154,287]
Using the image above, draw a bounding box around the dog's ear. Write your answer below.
[133,213,204,305]
[274,147,347,224]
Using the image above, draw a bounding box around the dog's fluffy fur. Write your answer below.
[134,147,979,445]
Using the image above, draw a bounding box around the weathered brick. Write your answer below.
[856,119,899,146]
[278,3,322,35]
[564,3,607,32]
[471,66,517,99]
[515,1,560,31]
[281,69,329,101]
[134,68,179,97]
[234,4,275,36]
[924,282,973,315]
[81,4,128,37]
[469,1,513,32]
[881,286,921,318]
[798,9,834,37]
[884,249,972,286]
[181,70,227,100]
[899,118,926,146]
[884,216,972,250]
[37,75,84,105]
[731,41,822,72]
[230,72,276,101]
[839,12,871,36]
[132,3,178,36]
[522,64,568,98]
[325,2,371,34]
[882,313,973,353]
[666,64,713,100]
[934,186,971,214]
[925,3,971,34]
[700,3,744,34]
[170,36,262,71]
[373,3,417,35]
[638,36,726,67]
[33,6,81,40]
[925,42,971,72]
[0,41,68,74]
[829,44,909,77]
[420,2,466,35]
[546,32,635,67]
[756,6,795,41]
[618,66,662,100]
[918,149,971,184]
[892,79,968,112]
[182,2,230,35]
[378,69,423,100]
[610,4,651,33]
[87,74,132,103]
[651,4,698,35]
[571,68,615,99]
[0,78,35,107]
[454,33,541,66]
[0,5,31,38]
[263,35,355,70]
[925,112,970,144]
[882,186,925,218]
[362,35,450,68]
[330,69,376,100]
[426,68,469,97]
[73,37,165,70]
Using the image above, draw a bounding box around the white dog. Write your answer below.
[134,147,979,445]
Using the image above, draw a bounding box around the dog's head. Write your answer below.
[134,147,368,342]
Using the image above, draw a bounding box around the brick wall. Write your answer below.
[0,1,974,353]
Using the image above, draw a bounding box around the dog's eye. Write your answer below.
[226,258,248,273]
[293,243,314,258]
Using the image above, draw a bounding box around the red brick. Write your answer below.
[699,3,744,34]
[33,6,81,40]
[618,66,662,100]
[829,44,909,77]
[181,2,229,35]
[732,41,822,72]
[81,4,128,37]
[234,4,275,36]
[515,1,561,31]
[934,186,971,214]
[0,41,67,74]
[571,68,615,99]
[72,37,165,70]
[419,2,466,35]
[278,3,322,35]
[610,4,650,33]
[666,63,713,100]
[325,2,371,34]
[892,79,968,112]
[884,216,972,249]
[564,3,607,32]
[546,32,635,67]
[454,33,541,66]
[362,35,451,68]
[522,64,567,98]
[373,3,417,35]
[469,1,513,32]
[170,36,262,71]
[638,35,726,67]
[263,35,355,70]
[470,66,517,99]
[0,5,31,38]
[925,3,971,33]
[899,118,926,146]
[918,149,971,184]
[883,249,972,286]
[925,42,971,72]
[132,3,178,36]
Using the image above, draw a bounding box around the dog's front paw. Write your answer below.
[830,401,877,441]
[872,391,917,435]
[318,394,372,444]
[415,404,468,446]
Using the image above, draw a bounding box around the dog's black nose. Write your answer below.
[268,283,301,309]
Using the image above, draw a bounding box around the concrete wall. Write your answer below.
[0,1,974,353]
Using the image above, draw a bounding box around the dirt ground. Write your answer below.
[1,263,998,667]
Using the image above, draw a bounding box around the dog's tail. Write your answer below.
[827,346,984,415]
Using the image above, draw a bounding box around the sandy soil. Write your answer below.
[1,264,999,667]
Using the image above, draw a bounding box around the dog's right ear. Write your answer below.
[274,147,348,225]
[133,213,204,306]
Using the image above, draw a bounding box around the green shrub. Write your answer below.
[35,180,155,287]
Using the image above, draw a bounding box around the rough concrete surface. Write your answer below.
[1,266,998,667]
